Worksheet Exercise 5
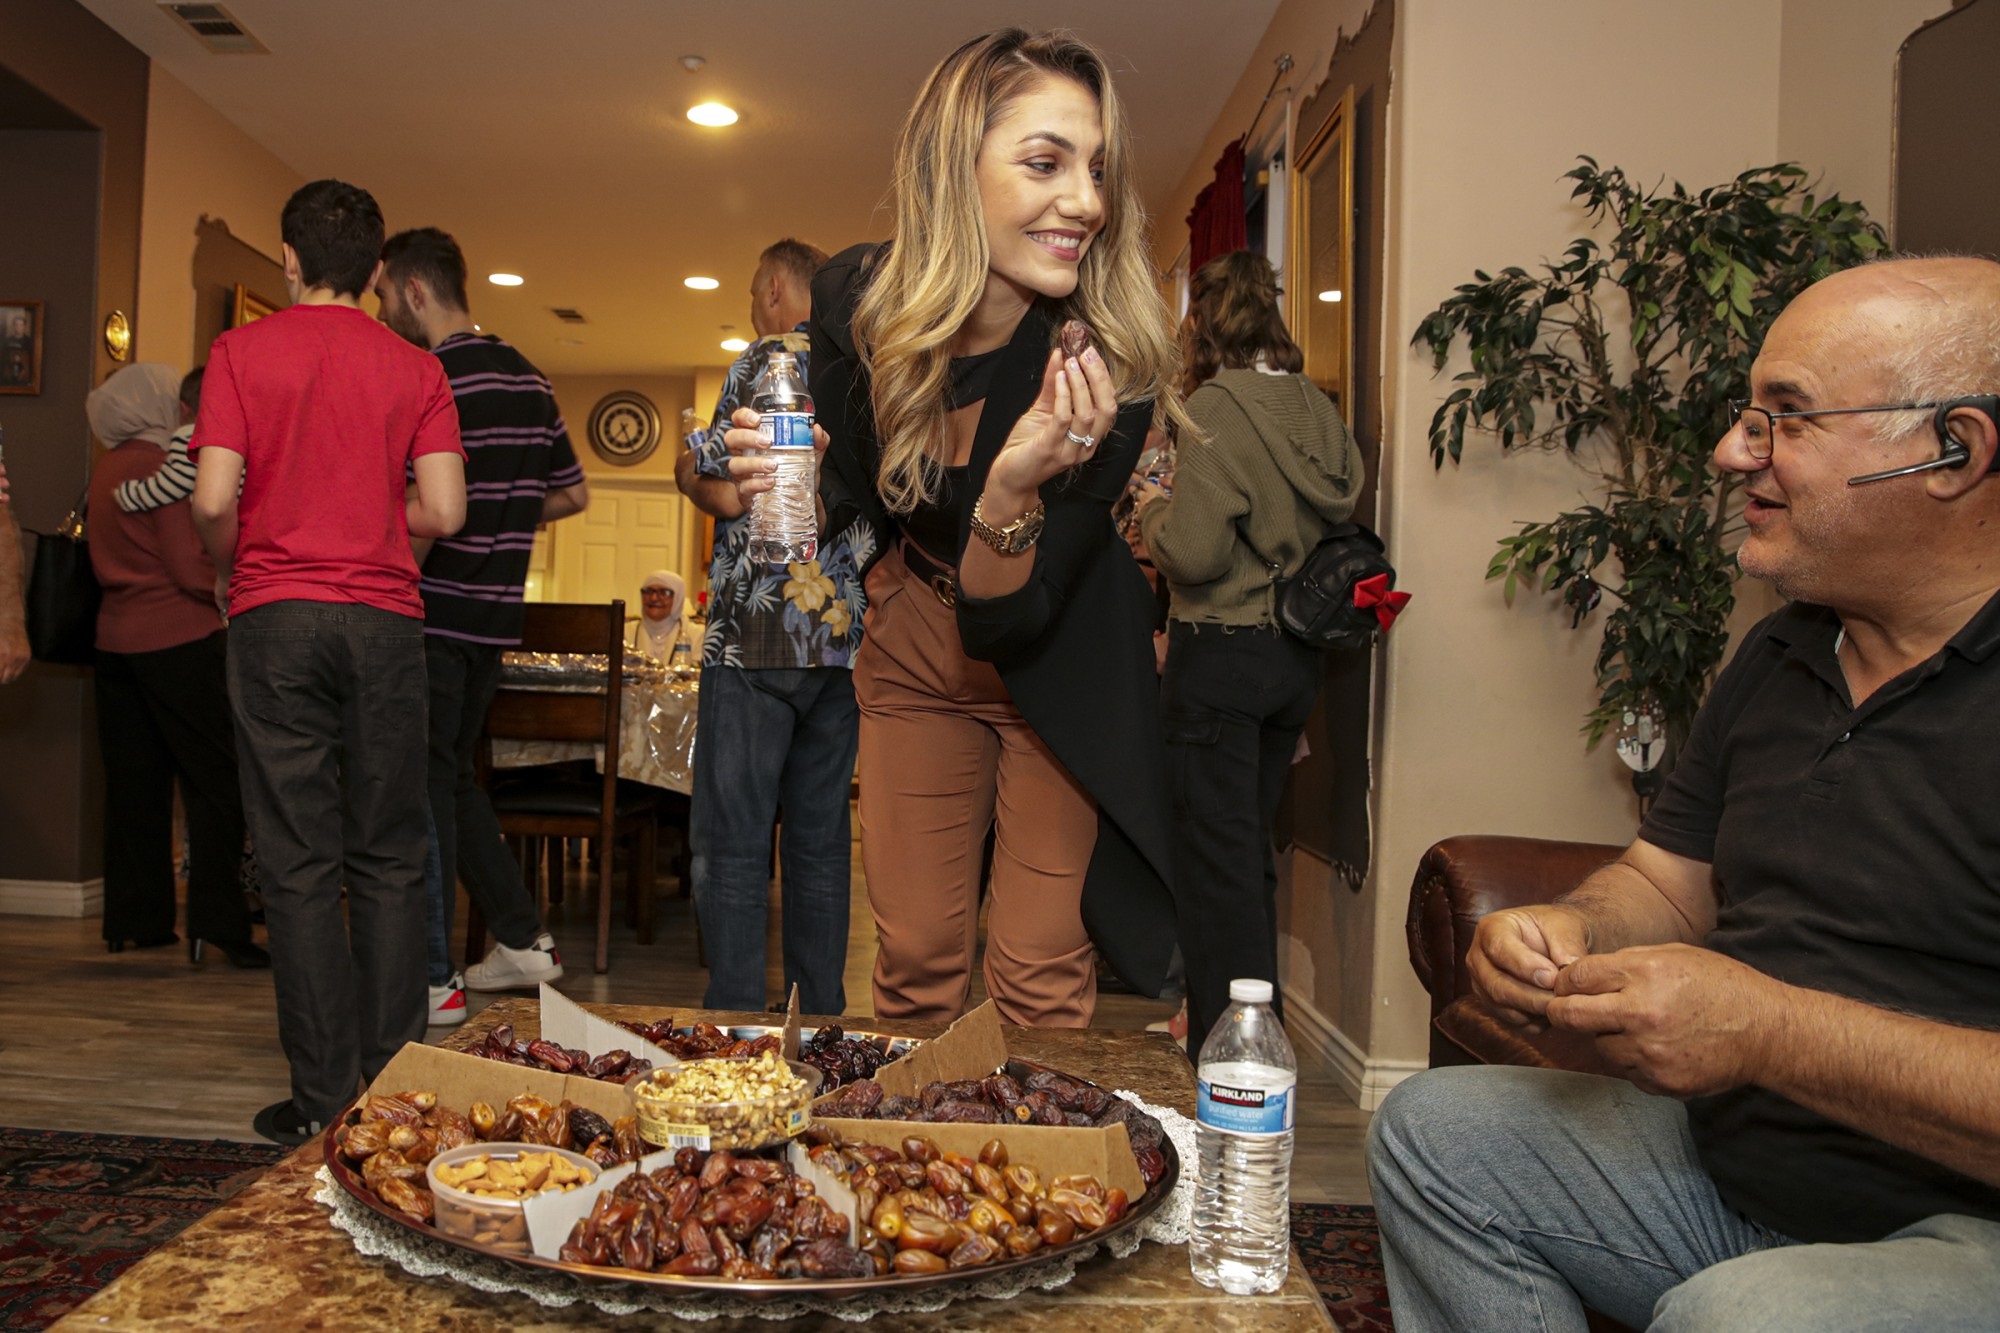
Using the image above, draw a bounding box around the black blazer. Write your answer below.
[811,243,1179,998]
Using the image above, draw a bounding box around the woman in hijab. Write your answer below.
[87,363,265,966]
[630,570,694,661]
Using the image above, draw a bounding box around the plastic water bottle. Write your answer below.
[747,348,817,565]
[1190,978,1297,1294]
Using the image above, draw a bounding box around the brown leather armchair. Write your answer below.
[1404,835,1638,1333]
[1405,834,1625,1075]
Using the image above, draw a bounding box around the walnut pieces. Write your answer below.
[627,1051,813,1152]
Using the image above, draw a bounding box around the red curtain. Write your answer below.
[1186,137,1247,271]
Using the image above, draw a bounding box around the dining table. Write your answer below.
[53,998,1335,1332]
[487,651,700,796]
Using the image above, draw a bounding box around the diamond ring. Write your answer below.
[1066,430,1097,449]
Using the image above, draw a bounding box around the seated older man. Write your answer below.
[1369,256,2000,1332]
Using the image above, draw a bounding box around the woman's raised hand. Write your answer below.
[720,407,831,503]
[982,345,1118,513]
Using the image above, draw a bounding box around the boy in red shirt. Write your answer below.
[192,179,466,1146]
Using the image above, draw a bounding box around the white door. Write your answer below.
[545,477,696,617]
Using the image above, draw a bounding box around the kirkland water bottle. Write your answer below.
[747,349,817,565]
[1190,978,1297,1294]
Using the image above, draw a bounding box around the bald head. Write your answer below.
[1779,258,2000,427]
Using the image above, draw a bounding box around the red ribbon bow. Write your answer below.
[1353,573,1411,631]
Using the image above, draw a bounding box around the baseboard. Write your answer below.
[1281,983,1425,1112]
[0,877,103,917]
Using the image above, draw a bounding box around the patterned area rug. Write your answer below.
[1291,1202,1393,1330]
[0,1126,286,1331]
[0,1128,1388,1331]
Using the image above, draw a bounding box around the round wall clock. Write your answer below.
[587,390,663,466]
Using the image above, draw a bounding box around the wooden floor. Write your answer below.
[0,841,1371,1205]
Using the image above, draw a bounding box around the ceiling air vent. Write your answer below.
[549,308,589,325]
[158,3,269,55]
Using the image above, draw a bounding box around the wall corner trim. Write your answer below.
[1282,983,1424,1111]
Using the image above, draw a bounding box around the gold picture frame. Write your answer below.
[1290,87,1355,410]
[231,283,280,328]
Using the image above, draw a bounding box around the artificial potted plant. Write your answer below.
[1414,157,1884,781]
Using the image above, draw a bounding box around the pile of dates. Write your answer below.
[806,1132,1126,1275]
[560,1146,861,1278]
[336,1089,647,1224]
[464,1023,654,1083]
[797,1024,900,1090]
[619,1020,783,1061]
[815,1064,1169,1187]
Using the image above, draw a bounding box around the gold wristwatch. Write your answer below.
[969,495,1046,556]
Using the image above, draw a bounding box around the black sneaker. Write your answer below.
[253,1099,324,1148]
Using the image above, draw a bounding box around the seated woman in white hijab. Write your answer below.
[630,570,699,662]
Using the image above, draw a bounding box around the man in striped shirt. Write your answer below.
[376,228,589,1018]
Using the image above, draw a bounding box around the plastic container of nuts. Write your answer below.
[627,1049,823,1152]
[425,1141,598,1254]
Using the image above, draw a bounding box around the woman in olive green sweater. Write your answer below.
[1135,250,1364,1051]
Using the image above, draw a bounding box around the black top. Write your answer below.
[905,466,968,564]
[1641,594,2000,1244]
[810,242,1179,996]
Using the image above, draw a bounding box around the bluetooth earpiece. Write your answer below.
[1847,395,2000,486]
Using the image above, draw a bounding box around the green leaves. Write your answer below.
[1418,156,1886,753]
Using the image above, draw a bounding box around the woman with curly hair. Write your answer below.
[725,28,1191,1027]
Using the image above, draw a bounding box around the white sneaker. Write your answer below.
[428,971,468,1026]
[463,933,564,992]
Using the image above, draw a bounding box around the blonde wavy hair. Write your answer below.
[852,28,1194,515]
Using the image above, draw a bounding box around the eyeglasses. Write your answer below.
[640,588,673,599]
[1725,398,1951,461]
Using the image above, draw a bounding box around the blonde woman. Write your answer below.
[726,29,1191,1027]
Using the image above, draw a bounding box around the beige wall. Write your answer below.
[136,66,302,370]
[1778,0,1953,225]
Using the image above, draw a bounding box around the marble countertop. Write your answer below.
[54,999,1333,1331]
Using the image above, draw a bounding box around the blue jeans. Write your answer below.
[690,665,858,1015]
[1368,1065,2000,1331]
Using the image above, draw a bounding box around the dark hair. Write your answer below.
[178,365,204,414]
[381,227,471,311]
[760,238,828,292]
[1181,250,1303,394]
[280,179,385,297]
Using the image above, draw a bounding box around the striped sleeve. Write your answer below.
[113,436,198,513]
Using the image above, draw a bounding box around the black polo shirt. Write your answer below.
[1640,593,2000,1244]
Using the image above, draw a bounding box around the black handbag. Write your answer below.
[1272,521,1409,651]
[27,492,100,665]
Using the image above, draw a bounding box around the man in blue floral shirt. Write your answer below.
[675,238,871,1015]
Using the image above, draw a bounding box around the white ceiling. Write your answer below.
[78,0,1281,376]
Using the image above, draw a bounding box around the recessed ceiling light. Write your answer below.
[687,102,738,127]
[488,273,525,287]
[1317,289,1342,303]
[720,337,750,352]
[679,55,706,72]
[684,276,720,291]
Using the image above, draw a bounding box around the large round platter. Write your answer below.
[324,1054,1178,1299]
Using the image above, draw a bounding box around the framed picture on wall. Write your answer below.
[1289,87,1354,409]
[0,300,44,395]
[231,283,280,328]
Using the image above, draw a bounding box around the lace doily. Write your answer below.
[313,1094,1195,1321]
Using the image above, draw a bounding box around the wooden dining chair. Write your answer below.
[471,600,657,974]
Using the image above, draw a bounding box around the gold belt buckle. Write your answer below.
[929,573,958,608]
